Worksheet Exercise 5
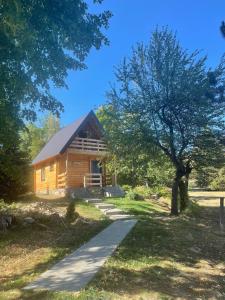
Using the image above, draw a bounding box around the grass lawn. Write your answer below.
[1,192,225,299]
[77,193,225,300]
[0,195,110,300]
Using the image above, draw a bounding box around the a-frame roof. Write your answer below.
[32,110,103,165]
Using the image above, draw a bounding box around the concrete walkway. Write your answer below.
[25,219,137,292]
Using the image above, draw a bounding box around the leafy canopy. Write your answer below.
[0,0,111,120]
[104,27,225,214]
[106,28,225,174]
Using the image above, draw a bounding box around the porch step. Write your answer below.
[102,208,127,216]
[95,203,115,209]
[84,198,103,204]
[83,198,134,222]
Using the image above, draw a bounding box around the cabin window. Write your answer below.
[49,163,54,171]
[41,168,45,181]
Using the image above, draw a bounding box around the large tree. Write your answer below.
[0,0,111,120]
[0,99,29,201]
[97,104,174,187]
[105,28,225,215]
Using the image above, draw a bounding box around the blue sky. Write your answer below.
[51,0,225,127]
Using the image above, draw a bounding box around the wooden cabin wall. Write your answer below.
[34,159,57,193]
[34,152,106,192]
[67,153,92,188]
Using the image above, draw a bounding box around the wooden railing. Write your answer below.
[69,137,107,154]
[84,173,102,187]
[57,172,67,188]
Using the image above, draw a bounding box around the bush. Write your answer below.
[133,186,152,199]
[126,190,141,201]
[133,185,169,199]
[0,199,16,213]
[122,184,132,192]
[125,185,169,201]
[195,167,218,188]
[65,201,79,222]
[209,168,225,191]
[151,186,170,198]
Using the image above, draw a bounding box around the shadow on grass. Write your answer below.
[84,201,225,299]
[106,198,169,219]
[89,263,224,300]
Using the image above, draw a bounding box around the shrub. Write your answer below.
[0,199,16,213]
[122,184,132,192]
[133,185,169,199]
[195,167,218,188]
[126,190,141,201]
[133,186,152,199]
[151,186,170,198]
[65,200,79,222]
[209,168,225,191]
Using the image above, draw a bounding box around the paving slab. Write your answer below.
[24,219,137,292]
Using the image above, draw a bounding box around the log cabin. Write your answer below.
[32,111,113,195]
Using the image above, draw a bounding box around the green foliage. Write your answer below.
[0,199,16,213]
[100,27,225,215]
[121,184,132,192]
[146,160,174,187]
[0,100,30,201]
[133,186,152,199]
[21,114,60,159]
[209,167,225,191]
[195,167,218,188]
[0,0,111,121]
[126,190,141,201]
[65,200,79,222]
[125,185,169,201]
[97,105,174,188]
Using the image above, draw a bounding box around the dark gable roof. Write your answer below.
[32,111,101,165]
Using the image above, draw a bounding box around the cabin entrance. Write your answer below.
[83,160,103,188]
[90,160,102,174]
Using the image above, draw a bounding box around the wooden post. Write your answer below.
[219,197,224,231]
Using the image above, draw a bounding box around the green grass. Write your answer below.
[1,194,225,299]
[105,197,168,217]
[77,196,225,299]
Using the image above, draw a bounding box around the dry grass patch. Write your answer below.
[0,194,110,300]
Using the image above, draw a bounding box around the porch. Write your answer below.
[57,172,116,189]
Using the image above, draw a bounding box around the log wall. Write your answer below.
[34,152,106,192]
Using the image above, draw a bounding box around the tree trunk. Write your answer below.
[185,173,189,190]
[171,176,179,215]
[179,178,189,212]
